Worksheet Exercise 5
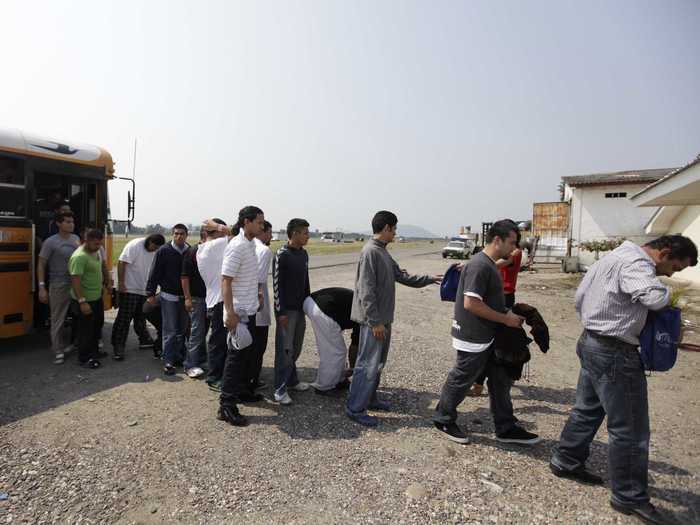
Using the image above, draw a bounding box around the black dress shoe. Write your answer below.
[610,501,672,525]
[217,406,248,427]
[238,392,264,403]
[550,462,604,485]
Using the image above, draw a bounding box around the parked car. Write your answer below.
[442,240,472,259]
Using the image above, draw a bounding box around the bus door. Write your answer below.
[0,153,33,337]
[33,172,101,240]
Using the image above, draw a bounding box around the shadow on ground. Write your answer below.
[0,322,172,426]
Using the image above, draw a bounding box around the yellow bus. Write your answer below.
[0,128,134,338]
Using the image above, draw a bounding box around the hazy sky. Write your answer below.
[2,0,699,235]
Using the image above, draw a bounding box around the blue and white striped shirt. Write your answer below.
[575,241,669,345]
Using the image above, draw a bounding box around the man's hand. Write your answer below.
[372,324,386,341]
[278,315,289,330]
[38,287,49,304]
[146,296,157,306]
[79,302,92,317]
[225,310,240,331]
[432,274,443,284]
[106,279,114,290]
[184,298,194,313]
[118,282,127,293]
[503,310,525,328]
[258,291,264,311]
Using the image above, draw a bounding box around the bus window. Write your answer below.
[0,156,26,218]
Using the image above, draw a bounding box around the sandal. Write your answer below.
[53,353,65,365]
[80,358,101,369]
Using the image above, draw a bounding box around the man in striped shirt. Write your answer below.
[551,235,697,525]
[217,206,266,427]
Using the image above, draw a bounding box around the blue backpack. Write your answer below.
[440,264,461,302]
[639,307,681,372]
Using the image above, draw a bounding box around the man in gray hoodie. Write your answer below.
[346,210,441,427]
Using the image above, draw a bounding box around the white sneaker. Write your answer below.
[98,340,104,349]
[290,382,309,392]
[186,367,205,379]
[274,392,293,405]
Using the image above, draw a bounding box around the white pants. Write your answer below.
[303,297,347,391]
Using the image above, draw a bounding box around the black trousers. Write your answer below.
[111,292,157,349]
[220,314,258,407]
[250,324,269,388]
[206,302,228,383]
[70,298,104,363]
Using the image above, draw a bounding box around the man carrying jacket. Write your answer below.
[347,210,441,427]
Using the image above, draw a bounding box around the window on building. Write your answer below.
[605,192,627,199]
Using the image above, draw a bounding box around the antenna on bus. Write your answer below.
[126,138,137,236]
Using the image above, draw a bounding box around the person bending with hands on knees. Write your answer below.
[433,219,541,446]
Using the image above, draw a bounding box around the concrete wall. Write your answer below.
[668,205,700,286]
[568,183,659,266]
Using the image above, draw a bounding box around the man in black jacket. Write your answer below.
[146,224,190,375]
[272,218,311,405]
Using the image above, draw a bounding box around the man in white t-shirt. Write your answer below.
[217,206,265,427]
[111,234,166,359]
[251,220,273,392]
[197,218,234,390]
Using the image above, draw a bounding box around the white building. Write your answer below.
[563,168,675,266]
[631,154,700,286]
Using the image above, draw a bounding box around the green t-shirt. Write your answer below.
[68,246,103,301]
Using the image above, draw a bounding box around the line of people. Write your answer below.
[42,205,697,525]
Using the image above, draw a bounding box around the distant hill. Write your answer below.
[360,224,439,239]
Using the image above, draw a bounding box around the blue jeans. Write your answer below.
[274,310,306,397]
[161,298,188,366]
[206,302,227,383]
[552,330,650,508]
[184,297,207,370]
[346,324,391,417]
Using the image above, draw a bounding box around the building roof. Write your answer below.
[631,154,700,200]
[562,168,676,188]
[631,153,700,207]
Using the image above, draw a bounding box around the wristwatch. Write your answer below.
[78,297,87,304]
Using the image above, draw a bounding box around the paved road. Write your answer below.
[308,245,440,270]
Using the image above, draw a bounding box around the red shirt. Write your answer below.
[500,250,522,295]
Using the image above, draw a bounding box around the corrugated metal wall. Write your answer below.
[532,202,570,262]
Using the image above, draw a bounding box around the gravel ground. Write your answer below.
[1,253,699,524]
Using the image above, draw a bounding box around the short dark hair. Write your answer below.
[238,206,264,228]
[172,224,188,233]
[371,210,398,234]
[55,211,74,223]
[287,218,309,238]
[485,220,519,244]
[85,228,104,241]
[144,233,166,248]
[263,220,272,233]
[645,235,698,266]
